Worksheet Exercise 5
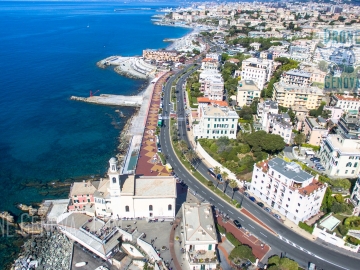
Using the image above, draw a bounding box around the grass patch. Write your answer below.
[298,222,314,234]
[158,152,166,165]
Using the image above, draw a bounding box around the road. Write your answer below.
[159,66,359,270]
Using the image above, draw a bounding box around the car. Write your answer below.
[187,127,190,131]
[273,214,281,220]
[310,157,320,161]
[318,167,325,171]
[157,147,161,152]
[257,202,264,208]
[264,207,271,213]
[303,162,309,166]
[308,262,316,270]
[233,220,242,228]
[249,196,256,202]
[169,103,171,105]
[244,192,249,197]
[313,160,321,164]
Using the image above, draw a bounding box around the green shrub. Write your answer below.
[225,232,241,247]
[229,245,256,263]
[216,224,226,234]
[298,222,314,234]
[301,143,320,151]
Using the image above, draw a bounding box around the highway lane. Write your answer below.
[159,67,358,270]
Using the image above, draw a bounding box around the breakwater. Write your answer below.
[70,94,143,107]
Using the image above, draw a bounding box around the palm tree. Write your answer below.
[178,140,188,154]
[214,166,221,188]
[222,171,229,192]
[229,179,238,199]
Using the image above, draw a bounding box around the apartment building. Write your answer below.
[330,93,360,113]
[323,106,343,120]
[250,158,327,224]
[262,113,293,144]
[272,82,324,110]
[302,65,327,84]
[241,58,274,90]
[281,69,311,87]
[236,80,260,107]
[201,58,220,71]
[68,181,96,212]
[142,49,180,62]
[200,74,224,101]
[303,117,329,146]
[337,113,360,138]
[319,134,360,178]
[257,100,279,122]
[350,177,360,216]
[193,104,239,139]
[182,203,218,270]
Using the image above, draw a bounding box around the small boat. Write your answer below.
[75,262,87,267]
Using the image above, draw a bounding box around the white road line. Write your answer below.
[194,185,199,188]
[260,232,267,238]
[248,224,255,229]
[210,197,214,201]
[238,217,244,221]
[228,210,233,214]
[201,191,206,194]
[218,203,224,208]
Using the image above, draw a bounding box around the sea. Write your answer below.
[0,1,191,267]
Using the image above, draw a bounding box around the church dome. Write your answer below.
[109,157,117,163]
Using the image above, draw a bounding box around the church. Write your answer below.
[68,157,177,220]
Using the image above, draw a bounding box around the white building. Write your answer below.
[236,80,261,107]
[330,93,360,113]
[200,73,224,101]
[69,158,177,220]
[257,100,279,122]
[250,158,327,224]
[281,69,311,87]
[262,113,293,144]
[323,106,343,120]
[319,134,360,178]
[241,58,273,90]
[193,104,239,139]
[201,58,220,71]
[182,203,218,270]
[350,177,360,216]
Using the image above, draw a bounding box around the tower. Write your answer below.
[108,157,122,218]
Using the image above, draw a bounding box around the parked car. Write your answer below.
[310,157,320,162]
[244,192,249,197]
[249,196,256,202]
[308,262,316,270]
[233,220,242,228]
[313,160,321,164]
[273,214,281,220]
[303,162,309,166]
[264,207,271,213]
[257,202,264,208]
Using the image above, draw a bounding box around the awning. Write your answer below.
[305,150,315,155]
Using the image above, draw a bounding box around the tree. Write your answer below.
[294,133,306,146]
[222,171,229,192]
[318,60,329,72]
[334,194,345,203]
[250,98,260,114]
[214,166,221,188]
[238,106,253,120]
[229,179,238,199]
[178,140,188,154]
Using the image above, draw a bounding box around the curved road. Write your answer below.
[159,65,358,270]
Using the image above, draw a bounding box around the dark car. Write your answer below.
[244,192,249,197]
[273,214,281,220]
[264,207,271,213]
[257,202,264,208]
[249,196,256,202]
[310,157,320,161]
[233,220,242,228]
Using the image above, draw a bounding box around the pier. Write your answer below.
[70,94,143,107]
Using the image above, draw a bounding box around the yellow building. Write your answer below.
[272,82,324,110]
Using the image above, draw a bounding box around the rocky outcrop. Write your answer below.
[18,222,43,235]
[0,211,15,223]
[12,230,72,270]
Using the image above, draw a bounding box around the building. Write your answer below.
[337,113,360,138]
[193,104,239,139]
[272,82,324,110]
[201,58,220,71]
[350,177,360,216]
[319,134,360,178]
[323,106,343,120]
[182,203,218,270]
[302,65,327,84]
[142,49,180,62]
[330,93,360,113]
[261,113,292,144]
[236,80,260,107]
[303,117,329,146]
[200,73,224,101]
[250,158,327,224]
[241,58,274,90]
[69,158,177,220]
[291,105,309,116]
[281,69,311,87]
[257,100,279,122]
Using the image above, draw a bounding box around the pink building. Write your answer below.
[68,180,96,212]
[323,106,343,120]
[303,117,328,146]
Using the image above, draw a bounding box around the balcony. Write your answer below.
[266,185,271,189]
[188,250,218,265]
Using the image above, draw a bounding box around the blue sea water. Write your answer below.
[0,1,190,267]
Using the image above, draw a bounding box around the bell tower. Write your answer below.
[108,157,121,197]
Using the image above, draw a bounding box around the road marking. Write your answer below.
[194,185,199,188]
[210,197,214,201]
[248,224,255,229]
[201,191,206,194]
[260,232,267,238]
[228,210,233,214]
[218,203,224,208]
[254,210,259,213]
[238,217,244,221]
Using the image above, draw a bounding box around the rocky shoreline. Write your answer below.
[12,230,72,270]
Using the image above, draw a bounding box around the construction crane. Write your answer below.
[90,90,100,97]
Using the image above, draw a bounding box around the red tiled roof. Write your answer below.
[202,58,217,62]
[196,97,228,106]
[334,94,360,102]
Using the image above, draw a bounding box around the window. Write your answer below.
[345,170,348,174]
[125,206,129,212]
[288,198,290,201]
[112,177,117,184]
[298,203,300,206]
[355,162,358,168]
[352,170,355,174]
[286,204,289,208]
[87,199,90,203]
[296,209,299,213]
[149,205,153,211]
[346,162,352,167]
[168,204,172,211]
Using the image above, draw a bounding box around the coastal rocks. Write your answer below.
[0,211,15,223]
[18,222,43,235]
[12,230,72,270]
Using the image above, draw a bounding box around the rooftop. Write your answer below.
[319,215,341,232]
[334,94,360,102]
[134,176,176,198]
[238,80,260,91]
[202,105,239,118]
[268,157,313,183]
[70,181,97,197]
[284,69,311,78]
[197,97,228,106]
[274,81,324,95]
[182,203,217,243]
